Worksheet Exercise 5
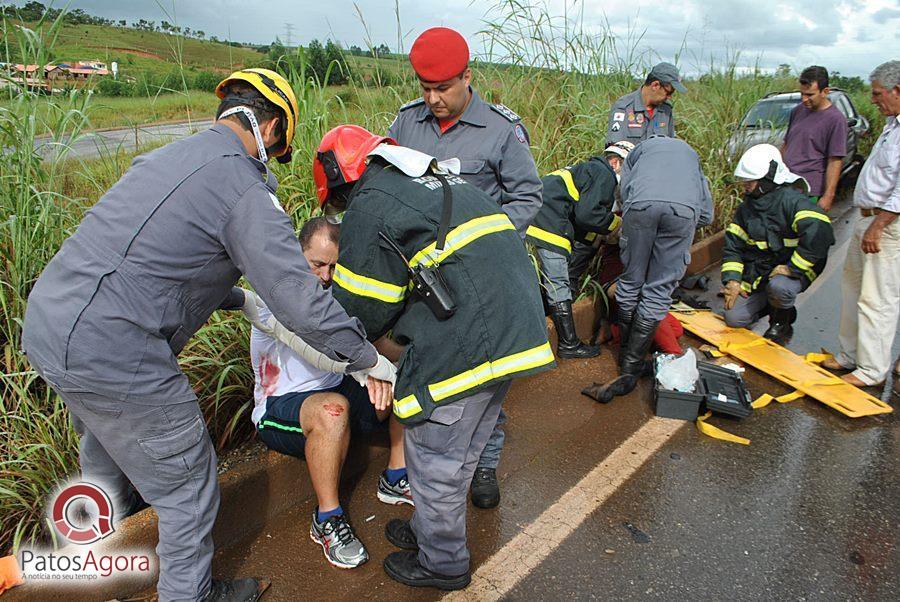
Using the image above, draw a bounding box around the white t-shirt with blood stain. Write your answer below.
[249,304,343,426]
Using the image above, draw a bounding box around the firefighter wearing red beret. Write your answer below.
[388,26,543,512]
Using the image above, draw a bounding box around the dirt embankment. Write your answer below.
[90,46,164,60]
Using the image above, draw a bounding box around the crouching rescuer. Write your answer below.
[526,141,633,359]
[22,69,395,602]
[723,144,835,343]
[314,125,555,590]
[583,137,714,404]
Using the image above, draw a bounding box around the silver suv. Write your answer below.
[726,89,870,179]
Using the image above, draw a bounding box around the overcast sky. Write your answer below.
[13,1,899,77]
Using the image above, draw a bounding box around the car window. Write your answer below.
[833,94,852,119]
[741,100,797,128]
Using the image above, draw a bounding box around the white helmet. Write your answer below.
[603,140,635,159]
[734,144,810,193]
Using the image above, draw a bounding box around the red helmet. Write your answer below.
[313,125,395,205]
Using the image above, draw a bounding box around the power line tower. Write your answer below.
[284,23,294,47]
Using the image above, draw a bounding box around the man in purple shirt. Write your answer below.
[782,66,848,211]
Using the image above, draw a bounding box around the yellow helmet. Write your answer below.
[215,68,299,158]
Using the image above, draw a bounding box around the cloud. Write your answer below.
[6,0,888,76]
[871,7,900,20]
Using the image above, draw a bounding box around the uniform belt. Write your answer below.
[859,207,883,217]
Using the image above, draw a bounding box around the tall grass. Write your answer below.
[0,0,886,554]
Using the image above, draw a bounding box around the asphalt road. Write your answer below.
[34,119,214,161]
[205,193,897,600]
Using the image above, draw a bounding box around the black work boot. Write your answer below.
[615,306,635,369]
[763,306,797,345]
[470,467,500,509]
[384,550,471,590]
[550,301,601,359]
[203,578,266,602]
[583,315,660,404]
[385,518,419,550]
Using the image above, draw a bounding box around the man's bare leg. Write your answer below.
[299,392,350,511]
[388,415,406,470]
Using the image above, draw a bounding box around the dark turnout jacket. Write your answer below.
[722,185,835,292]
[23,124,375,403]
[332,156,555,425]
[526,156,620,255]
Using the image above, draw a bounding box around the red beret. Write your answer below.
[409,27,469,82]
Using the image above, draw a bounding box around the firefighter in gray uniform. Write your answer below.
[22,70,393,602]
[568,62,687,296]
[313,125,554,590]
[583,137,713,404]
[387,27,543,509]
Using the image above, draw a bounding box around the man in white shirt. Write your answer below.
[822,61,900,388]
[249,217,410,570]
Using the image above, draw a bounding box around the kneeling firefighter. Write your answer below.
[314,125,555,590]
[526,141,634,359]
[722,144,835,342]
[22,70,395,602]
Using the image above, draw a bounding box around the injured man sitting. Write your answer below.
[231,217,410,570]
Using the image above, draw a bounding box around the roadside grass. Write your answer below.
[0,90,219,134]
[0,2,887,555]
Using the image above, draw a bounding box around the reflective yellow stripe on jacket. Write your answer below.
[392,342,556,419]
[393,394,423,419]
[526,225,572,253]
[726,223,768,249]
[549,168,579,201]
[609,214,623,232]
[333,264,407,304]
[789,251,817,282]
[429,342,554,401]
[722,261,744,274]
[410,214,516,269]
[792,210,830,232]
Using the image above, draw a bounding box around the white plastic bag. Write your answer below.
[656,348,699,393]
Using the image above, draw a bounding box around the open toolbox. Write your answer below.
[654,354,753,421]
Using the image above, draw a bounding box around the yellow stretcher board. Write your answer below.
[673,310,892,418]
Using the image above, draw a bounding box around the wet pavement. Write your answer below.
[205,190,897,601]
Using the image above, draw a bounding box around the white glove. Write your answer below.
[349,353,397,387]
[239,288,264,328]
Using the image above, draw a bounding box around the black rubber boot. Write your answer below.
[582,315,659,404]
[550,301,601,359]
[763,306,797,345]
[615,306,635,369]
[470,467,500,509]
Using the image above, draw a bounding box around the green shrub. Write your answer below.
[193,70,221,92]
[94,77,134,97]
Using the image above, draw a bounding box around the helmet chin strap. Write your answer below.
[220,106,269,164]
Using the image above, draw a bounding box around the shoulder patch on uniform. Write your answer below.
[490,103,521,122]
[399,98,426,111]
[514,123,528,143]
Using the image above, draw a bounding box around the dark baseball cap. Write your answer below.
[648,62,687,93]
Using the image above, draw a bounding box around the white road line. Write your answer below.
[444,417,685,601]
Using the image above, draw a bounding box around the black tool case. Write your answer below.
[654,355,753,421]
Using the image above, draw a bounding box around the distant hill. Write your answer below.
[5,20,265,76]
